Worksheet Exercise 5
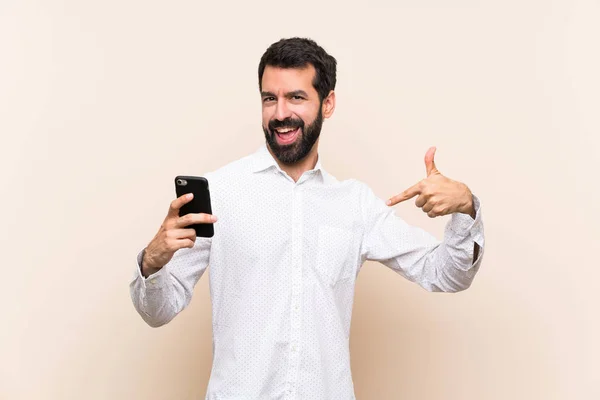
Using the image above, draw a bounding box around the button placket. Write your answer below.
[286,187,304,398]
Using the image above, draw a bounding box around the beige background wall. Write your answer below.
[1,0,598,399]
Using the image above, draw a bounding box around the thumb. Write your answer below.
[425,146,439,176]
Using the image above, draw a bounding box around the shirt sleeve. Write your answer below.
[359,184,485,292]
[128,237,212,327]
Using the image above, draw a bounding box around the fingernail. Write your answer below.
[386,199,391,205]
[187,193,193,199]
[211,215,217,222]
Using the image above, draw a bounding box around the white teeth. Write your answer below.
[276,127,295,133]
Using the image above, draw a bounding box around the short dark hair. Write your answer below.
[258,37,337,102]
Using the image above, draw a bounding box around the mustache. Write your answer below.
[269,117,304,132]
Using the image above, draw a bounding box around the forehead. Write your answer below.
[261,64,317,95]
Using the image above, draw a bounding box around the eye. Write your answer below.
[262,97,275,103]
[292,95,304,100]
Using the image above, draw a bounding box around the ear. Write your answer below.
[321,90,336,119]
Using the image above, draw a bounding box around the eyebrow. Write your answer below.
[261,90,309,98]
[261,91,276,98]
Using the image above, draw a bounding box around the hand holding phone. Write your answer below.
[141,176,216,276]
[174,176,215,238]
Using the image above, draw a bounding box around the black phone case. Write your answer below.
[174,175,214,238]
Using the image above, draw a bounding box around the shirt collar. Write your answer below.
[250,142,323,175]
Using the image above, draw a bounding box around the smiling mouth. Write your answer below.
[274,127,300,145]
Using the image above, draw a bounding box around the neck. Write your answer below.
[267,141,320,183]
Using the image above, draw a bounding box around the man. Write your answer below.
[130,37,485,399]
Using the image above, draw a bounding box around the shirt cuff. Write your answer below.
[447,194,483,241]
[132,248,168,290]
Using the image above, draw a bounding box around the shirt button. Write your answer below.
[294,305,299,310]
[292,345,297,352]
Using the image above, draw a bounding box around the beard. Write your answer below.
[262,107,324,165]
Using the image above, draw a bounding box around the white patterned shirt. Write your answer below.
[129,143,485,399]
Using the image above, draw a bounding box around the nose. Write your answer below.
[274,98,292,121]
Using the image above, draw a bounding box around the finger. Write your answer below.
[422,202,434,213]
[184,229,197,242]
[425,146,439,177]
[179,237,196,249]
[166,228,197,240]
[168,193,194,217]
[174,238,195,250]
[175,212,217,228]
[386,182,422,206]
[415,193,427,208]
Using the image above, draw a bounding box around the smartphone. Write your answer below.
[174,175,214,238]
